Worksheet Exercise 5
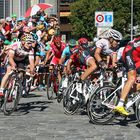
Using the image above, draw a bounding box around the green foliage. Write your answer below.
[69,0,140,39]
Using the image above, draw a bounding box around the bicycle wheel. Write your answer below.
[135,98,140,124]
[0,97,4,108]
[57,76,67,103]
[46,73,58,100]
[3,79,21,116]
[87,86,119,125]
[63,82,83,115]
[22,77,32,98]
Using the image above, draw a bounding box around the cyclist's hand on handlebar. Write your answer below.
[11,65,16,70]
[30,70,35,76]
[67,69,72,75]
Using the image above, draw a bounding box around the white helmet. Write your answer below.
[104,29,122,41]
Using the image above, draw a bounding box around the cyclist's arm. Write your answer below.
[106,55,110,67]
[67,58,73,74]
[59,56,66,65]
[112,52,117,67]
[44,50,53,63]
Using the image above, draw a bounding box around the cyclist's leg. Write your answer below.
[0,66,12,96]
[80,57,97,80]
[115,48,136,115]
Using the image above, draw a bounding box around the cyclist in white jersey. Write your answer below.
[94,29,122,68]
[0,34,35,96]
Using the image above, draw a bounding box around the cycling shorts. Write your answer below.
[50,56,60,65]
[122,45,140,74]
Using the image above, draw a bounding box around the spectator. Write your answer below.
[3,17,12,41]
[11,14,17,28]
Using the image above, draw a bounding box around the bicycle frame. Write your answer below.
[101,72,127,109]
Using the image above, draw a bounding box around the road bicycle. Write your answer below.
[46,64,59,100]
[22,71,33,97]
[87,64,140,124]
[63,68,114,115]
[2,68,25,115]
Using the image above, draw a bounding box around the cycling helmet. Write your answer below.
[21,34,34,42]
[78,38,88,48]
[68,39,76,48]
[105,29,122,41]
[31,32,38,41]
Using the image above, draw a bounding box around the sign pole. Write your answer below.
[131,0,133,41]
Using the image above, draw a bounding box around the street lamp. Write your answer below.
[131,0,133,41]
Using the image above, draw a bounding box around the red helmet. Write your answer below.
[78,38,88,49]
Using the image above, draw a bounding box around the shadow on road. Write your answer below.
[88,114,138,127]
[22,93,43,98]
[15,100,53,115]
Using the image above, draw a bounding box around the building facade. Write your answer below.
[59,0,78,40]
[0,0,57,18]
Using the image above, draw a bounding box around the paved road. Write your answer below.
[0,91,140,140]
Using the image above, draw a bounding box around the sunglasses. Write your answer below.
[26,42,33,45]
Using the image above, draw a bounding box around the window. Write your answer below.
[0,0,4,18]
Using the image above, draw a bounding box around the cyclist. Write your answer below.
[114,36,140,115]
[78,37,96,57]
[59,39,76,68]
[67,38,97,82]
[0,34,35,96]
[57,39,77,100]
[45,36,65,65]
[94,29,122,68]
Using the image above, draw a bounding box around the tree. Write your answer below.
[69,0,140,39]
[69,0,99,39]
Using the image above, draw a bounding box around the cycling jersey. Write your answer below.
[9,42,34,61]
[95,38,114,56]
[122,37,140,73]
[70,46,93,66]
[61,46,71,58]
[50,42,66,58]
[117,47,125,62]
[61,46,71,65]
[86,46,96,57]
[50,42,66,65]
